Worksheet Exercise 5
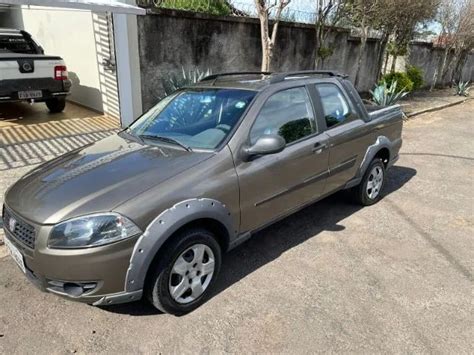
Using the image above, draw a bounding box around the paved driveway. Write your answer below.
[0,102,119,207]
[0,101,472,353]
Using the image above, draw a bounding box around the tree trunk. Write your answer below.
[354,25,368,88]
[432,47,449,89]
[375,34,389,81]
[314,24,322,69]
[451,49,469,83]
[261,45,271,72]
[258,10,271,72]
[430,68,438,91]
[255,0,288,72]
[438,48,449,86]
[383,50,390,75]
[445,47,463,85]
[390,54,398,73]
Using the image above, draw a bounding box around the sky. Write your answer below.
[231,0,317,14]
[231,0,442,35]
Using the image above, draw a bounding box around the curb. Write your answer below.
[405,98,471,118]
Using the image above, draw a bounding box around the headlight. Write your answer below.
[48,213,142,249]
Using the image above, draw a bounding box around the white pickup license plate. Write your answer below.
[4,238,26,274]
[18,90,42,99]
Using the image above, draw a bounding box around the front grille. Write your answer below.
[2,207,36,249]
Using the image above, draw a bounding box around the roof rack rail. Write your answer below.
[269,70,348,83]
[200,71,272,83]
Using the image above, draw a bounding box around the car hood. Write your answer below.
[5,133,213,224]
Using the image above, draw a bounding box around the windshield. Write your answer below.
[127,88,256,150]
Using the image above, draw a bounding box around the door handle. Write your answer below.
[312,142,328,154]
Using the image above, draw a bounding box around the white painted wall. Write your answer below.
[92,13,121,118]
[113,12,142,126]
[113,0,142,126]
[20,6,105,112]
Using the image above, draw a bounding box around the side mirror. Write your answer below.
[38,46,45,55]
[243,135,285,160]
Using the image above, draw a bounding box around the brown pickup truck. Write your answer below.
[3,71,403,315]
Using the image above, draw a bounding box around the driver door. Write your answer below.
[233,86,330,232]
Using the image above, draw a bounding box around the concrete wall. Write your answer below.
[137,10,381,111]
[408,42,474,88]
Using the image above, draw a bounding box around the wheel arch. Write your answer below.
[124,198,235,293]
[345,136,394,189]
[374,147,390,167]
[359,136,393,176]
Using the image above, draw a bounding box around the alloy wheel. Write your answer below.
[168,244,215,304]
[366,165,384,199]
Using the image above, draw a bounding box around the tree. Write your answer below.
[373,0,438,77]
[344,0,381,87]
[450,1,474,82]
[341,0,439,80]
[142,0,233,15]
[254,0,291,71]
[313,0,346,69]
[430,0,471,90]
[430,0,469,91]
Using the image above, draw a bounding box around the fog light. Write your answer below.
[47,280,97,297]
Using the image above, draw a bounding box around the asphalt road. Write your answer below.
[0,101,473,353]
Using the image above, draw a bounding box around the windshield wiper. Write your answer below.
[139,134,192,152]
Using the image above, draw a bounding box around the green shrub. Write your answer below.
[381,72,414,93]
[406,66,424,90]
[370,80,409,106]
[159,0,232,16]
[454,81,470,97]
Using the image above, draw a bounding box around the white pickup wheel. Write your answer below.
[46,98,66,113]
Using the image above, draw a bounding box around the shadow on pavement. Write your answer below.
[0,102,118,171]
[103,165,417,316]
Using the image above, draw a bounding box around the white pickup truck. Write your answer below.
[0,28,71,113]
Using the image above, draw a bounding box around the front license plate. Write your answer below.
[18,90,42,99]
[4,238,26,274]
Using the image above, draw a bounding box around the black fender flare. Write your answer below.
[124,198,235,292]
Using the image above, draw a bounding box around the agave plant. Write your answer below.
[454,81,470,97]
[370,80,409,106]
[162,67,212,96]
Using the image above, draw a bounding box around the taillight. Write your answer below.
[54,65,68,80]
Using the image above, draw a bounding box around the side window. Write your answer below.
[250,87,316,145]
[316,84,352,128]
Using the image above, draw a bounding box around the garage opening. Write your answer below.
[0,0,144,171]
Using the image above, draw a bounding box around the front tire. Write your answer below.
[145,228,222,315]
[46,98,66,113]
[353,158,386,206]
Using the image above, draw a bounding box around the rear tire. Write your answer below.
[352,158,386,206]
[46,98,66,113]
[145,228,222,315]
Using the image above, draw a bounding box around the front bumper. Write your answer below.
[0,78,71,102]
[2,208,142,306]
